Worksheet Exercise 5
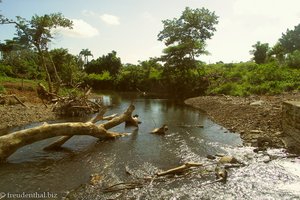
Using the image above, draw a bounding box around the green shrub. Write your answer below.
[84,72,114,90]
[286,50,300,68]
[0,85,6,93]
[206,62,300,96]
[0,64,14,77]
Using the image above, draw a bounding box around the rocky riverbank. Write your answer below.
[185,93,300,149]
[0,103,56,134]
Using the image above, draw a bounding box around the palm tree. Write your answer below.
[79,48,93,67]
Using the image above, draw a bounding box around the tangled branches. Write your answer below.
[37,83,103,117]
[52,92,103,117]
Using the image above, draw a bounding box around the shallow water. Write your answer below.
[0,92,299,199]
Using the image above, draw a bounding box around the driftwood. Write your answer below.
[103,182,144,193]
[125,114,141,127]
[151,124,168,134]
[37,83,61,103]
[215,166,228,183]
[0,104,136,162]
[156,162,203,176]
[52,88,102,117]
[37,83,102,116]
[43,107,118,151]
[97,161,223,194]
[0,94,28,108]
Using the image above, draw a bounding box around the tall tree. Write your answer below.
[268,42,285,63]
[0,39,19,59]
[1,13,73,92]
[50,48,81,85]
[79,48,93,66]
[139,57,162,78]
[279,24,300,53]
[85,51,121,77]
[250,41,269,64]
[158,7,218,71]
[0,0,3,22]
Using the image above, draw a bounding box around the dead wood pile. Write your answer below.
[37,83,103,117]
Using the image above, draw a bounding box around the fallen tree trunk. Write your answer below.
[0,104,136,162]
[44,105,138,151]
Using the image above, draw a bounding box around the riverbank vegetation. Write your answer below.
[0,7,300,98]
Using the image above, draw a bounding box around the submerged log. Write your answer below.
[151,124,169,134]
[0,104,136,162]
[125,114,141,127]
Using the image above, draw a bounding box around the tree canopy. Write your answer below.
[85,51,121,77]
[158,7,218,71]
[79,48,93,66]
[2,13,73,52]
[250,41,269,64]
[279,24,300,53]
[1,13,73,92]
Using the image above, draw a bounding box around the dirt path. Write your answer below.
[185,93,300,148]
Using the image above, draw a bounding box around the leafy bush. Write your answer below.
[0,64,14,77]
[206,62,300,96]
[0,85,6,93]
[84,72,114,90]
[286,50,300,68]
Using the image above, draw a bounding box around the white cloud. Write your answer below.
[200,0,300,63]
[142,12,156,23]
[100,14,120,25]
[233,0,300,20]
[81,10,97,17]
[82,10,120,26]
[56,19,99,38]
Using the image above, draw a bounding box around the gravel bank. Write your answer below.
[185,93,300,148]
[0,103,56,134]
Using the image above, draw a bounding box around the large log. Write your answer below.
[0,104,136,162]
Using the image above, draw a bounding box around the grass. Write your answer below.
[205,62,300,96]
[0,75,81,97]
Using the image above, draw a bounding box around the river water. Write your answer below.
[0,92,299,199]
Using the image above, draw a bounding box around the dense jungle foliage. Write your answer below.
[0,7,299,98]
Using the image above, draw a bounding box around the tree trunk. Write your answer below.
[0,104,136,162]
[37,48,53,93]
[47,50,62,94]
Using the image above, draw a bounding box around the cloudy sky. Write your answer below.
[1,0,300,64]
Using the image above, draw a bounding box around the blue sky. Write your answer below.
[1,0,300,64]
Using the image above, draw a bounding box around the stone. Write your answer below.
[282,101,300,154]
[250,100,264,106]
[218,155,238,164]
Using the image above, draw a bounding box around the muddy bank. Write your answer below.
[185,93,300,148]
[0,103,56,134]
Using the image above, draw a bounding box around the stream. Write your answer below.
[0,92,299,199]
